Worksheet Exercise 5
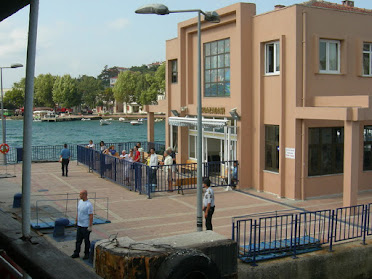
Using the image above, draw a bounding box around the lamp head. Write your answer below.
[204,11,220,23]
[10,63,23,68]
[135,4,170,15]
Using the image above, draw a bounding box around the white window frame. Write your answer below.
[265,41,280,75]
[319,39,341,74]
[363,43,372,77]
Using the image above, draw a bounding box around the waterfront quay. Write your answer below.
[2,161,372,259]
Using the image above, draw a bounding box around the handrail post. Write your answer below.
[362,204,368,245]
[292,214,298,259]
[251,219,258,266]
[329,209,335,252]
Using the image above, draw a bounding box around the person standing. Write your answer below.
[202,178,215,230]
[162,149,173,192]
[86,140,94,149]
[137,142,144,163]
[60,143,70,177]
[148,147,159,191]
[71,190,93,260]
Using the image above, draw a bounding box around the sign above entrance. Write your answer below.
[202,107,225,115]
[168,117,229,128]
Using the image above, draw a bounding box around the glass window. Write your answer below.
[363,43,372,76]
[172,126,178,153]
[171,60,178,83]
[308,127,344,176]
[319,39,340,74]
[204,38,230,97]
[364,126,372,170]
[265,125,279,172]
[265,41,280,75]
[189,135,196,159]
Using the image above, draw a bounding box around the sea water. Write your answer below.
[2,119,165,147]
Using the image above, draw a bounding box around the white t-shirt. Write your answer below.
[77,199,93,227]
[87,143,94,149]
[149,153,158,167]
[203,187,215,207]
[120,154,129,160]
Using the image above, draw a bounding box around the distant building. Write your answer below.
[144,0,372,207]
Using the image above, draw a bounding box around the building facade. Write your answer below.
[145,0,372,206]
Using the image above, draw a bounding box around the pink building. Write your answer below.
[145,0,372,206]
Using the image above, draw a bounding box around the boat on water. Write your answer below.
[118,117,131,123]
[81,118,91,121]
[100,119,111,126]
[154,118,164,122]
[130,120,143,126]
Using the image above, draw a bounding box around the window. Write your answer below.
[265,41,280,74]
[172,126,178,153]
[319,39,340,73]
[171,60,178,83]
[364,126,372,170]
[308,127,344,176]
[265,125,279,172]
[189,135,196,159]
[363,43,372,76]
[204,38,230,97]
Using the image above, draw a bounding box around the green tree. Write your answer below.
[77,75,103,108]
[52,75,80,108]
[34,73,56,107]
[99,87,115,110]
[137,63,165,105]
[3,88,24,109]
[112,71,139,104]
[97,65,119,88]
[3,78,26,109]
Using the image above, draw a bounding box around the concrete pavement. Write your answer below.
[1,161,372,263]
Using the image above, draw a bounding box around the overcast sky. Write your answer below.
[1,0,371,88]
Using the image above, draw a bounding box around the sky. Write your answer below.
[1,0,372,88]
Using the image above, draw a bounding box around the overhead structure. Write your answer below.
[0,0,30,22]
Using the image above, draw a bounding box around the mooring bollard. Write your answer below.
[53,218,69,237]
[12,193,22,208]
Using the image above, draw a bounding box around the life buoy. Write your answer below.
[0,143,10,154]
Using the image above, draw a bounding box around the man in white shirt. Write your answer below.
[87,140,94,149]
[202,178,215,230]
[71,190,93,260]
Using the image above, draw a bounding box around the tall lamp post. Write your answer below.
[135,4,220,231]
[0,63,23,164]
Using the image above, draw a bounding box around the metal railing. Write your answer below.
[77,144,238,198]
[232,204,370,265]
[4,141,165,164]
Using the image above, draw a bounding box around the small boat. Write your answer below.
[130,120,143,126]
[81,118,91,121]
[154,118,163,122]
[100,119,111,126]
[107,118,113,121]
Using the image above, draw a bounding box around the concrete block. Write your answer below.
[95,231,237,279]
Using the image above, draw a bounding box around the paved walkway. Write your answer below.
[1,161,372,259]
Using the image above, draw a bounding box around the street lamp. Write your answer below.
[136,4,220,231]
[0,63,23,164]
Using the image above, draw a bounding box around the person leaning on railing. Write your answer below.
[86,140,94,149]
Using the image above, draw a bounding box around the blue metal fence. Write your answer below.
[232,204,371,265]
[5,141,165,164]
[77,144,238,198]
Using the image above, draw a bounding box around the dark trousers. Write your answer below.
[74,226,91,256]
[61,158,69,175]
[205,206,215,230]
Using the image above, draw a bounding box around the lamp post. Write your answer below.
[135,4,220,231]
[0,63,23,164]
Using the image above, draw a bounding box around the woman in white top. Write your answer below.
[148,148,158,190]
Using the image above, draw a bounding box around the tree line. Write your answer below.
[3,63,165,111]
